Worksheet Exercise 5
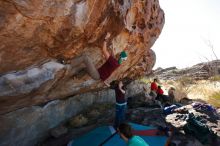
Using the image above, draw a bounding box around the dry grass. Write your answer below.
[139,77,151,84]
[173,79,220,107]
[173,83,189,102]
[166,80,175,86]
[208,92,220,107]
[178,76,195,85]
[143,75,220,107]
[210,75,220,81]
[162,78,220,107]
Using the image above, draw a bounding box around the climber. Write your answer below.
[66,32,127,86]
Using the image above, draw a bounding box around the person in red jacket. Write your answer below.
[151,78,158,91]
[157,85,164,95]
[156,85,165,102]
[66,32,127,86]
[149,78,158,99]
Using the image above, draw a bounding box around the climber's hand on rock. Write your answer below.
[105,32,111,40]
[104,81,110,87]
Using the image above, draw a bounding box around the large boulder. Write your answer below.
[0,0,164,114]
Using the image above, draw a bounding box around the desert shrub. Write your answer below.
[178,76,195,85]
[208,92,220,107]
[171,79,191,102]
[173,86,188,102]
[139,77,150,84]
[210,75,220,81]
[166,80,175,85]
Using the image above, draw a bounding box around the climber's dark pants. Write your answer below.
[69,54,100,80]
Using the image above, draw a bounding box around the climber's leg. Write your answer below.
[69,54,100,80]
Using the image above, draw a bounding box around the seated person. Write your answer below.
[156,85,164,101]
[118,123,149,146]
[156,86,171,103]
[149,78,158,99]
[168,87,176,103]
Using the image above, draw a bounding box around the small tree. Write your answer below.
[201,38,219,76]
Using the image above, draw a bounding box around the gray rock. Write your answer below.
[0,61,64,96]
[50,125,68,138]
[0,89,115,146]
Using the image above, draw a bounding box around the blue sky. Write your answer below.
[152,0,220,69]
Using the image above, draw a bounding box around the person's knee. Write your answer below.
[82,54,90,62]
[93,74,100,80]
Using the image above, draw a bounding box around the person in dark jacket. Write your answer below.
[110,80,127,129]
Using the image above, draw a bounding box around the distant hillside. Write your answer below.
[153,60,220,80]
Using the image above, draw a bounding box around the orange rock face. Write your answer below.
[0,0,164,114]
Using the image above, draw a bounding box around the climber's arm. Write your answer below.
[102,41,110,60]
[102,32,111,60]
[119,82,126,94]
[112,47,116,56]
